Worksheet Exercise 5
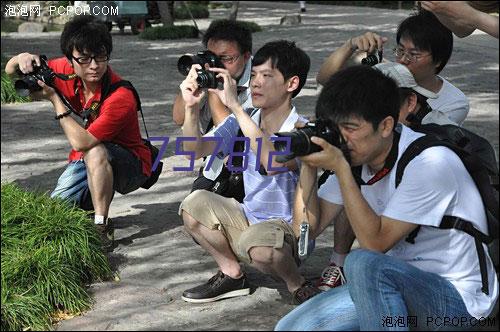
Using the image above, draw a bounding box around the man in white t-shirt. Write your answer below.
[315,10,471,290]
[275,65,498,330]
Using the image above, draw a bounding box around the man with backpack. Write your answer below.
[275,65,498,330]
[5,15,152,251]
[314,9,471,290]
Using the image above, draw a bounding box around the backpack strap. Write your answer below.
[396,135,495,295]
[441,216,492,295]
[105,80,149,138]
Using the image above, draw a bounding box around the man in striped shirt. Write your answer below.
[178,40,321,305]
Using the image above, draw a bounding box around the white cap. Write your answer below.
[374,62,438,99]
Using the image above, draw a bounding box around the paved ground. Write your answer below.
[1,1,498,330]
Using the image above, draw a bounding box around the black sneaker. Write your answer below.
[291,280,322,305]
[95,218,114,252]
[182,271,251,303]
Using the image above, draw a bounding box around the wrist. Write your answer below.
[333,159,351,177]
[54,109,72,120]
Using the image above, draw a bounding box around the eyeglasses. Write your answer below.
[219,54,240,64]
[72,54,109,65]
[393,47,431,63]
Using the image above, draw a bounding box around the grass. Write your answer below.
[1,53,31,104]
[1,183,113,331]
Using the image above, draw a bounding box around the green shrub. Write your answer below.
[175,4,210,19]
[235,20,262,33]
[139,25,199,40]
[1,183,112,331]
[1,71,31,104]
[1,53,31,104]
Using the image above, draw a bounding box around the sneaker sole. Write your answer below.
[181,288,251,303]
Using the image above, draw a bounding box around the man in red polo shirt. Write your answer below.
[5,16,151,251]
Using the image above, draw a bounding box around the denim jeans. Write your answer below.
[275,249,474,331]
[51,142,147,210]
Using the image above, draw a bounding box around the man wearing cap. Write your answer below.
[374,62,456,127]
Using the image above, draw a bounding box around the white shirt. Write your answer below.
[318,125,498,318]
[426,76,469,126]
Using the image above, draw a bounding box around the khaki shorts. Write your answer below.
[179,190,299,264]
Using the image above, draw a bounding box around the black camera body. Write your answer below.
[274,119,343,162]
[177,50,224,89]
[195,69,222,89]
[361,49,383,66]
[15,55,56,97]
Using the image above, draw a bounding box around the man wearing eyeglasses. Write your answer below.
[5,16,151,251]
[172,19,254,202]
[318,10,468,127]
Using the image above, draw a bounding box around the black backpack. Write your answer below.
[399,123,499,296]
[90,79,163,190]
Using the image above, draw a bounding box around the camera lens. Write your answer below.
[275,127,318,157]
[196,69,219,89]
[177,54,196,76]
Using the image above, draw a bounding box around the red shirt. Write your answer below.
[48,57,151,176]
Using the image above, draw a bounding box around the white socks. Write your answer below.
[94,215,106,225]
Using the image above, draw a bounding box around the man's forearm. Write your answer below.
[53,98,99,152]
[207,92,231,126]
[317,40,355,86]
[293,164,319,238]
[172,92,186,126]
[5,56,20,76]
[182,106,204,157]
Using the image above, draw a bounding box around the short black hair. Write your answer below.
[316,66,400,131]
[396,10,453,74]
[60,15,112,60]
[202,19,252,54]
[252,40,310,98]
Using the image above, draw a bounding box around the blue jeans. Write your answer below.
[51,142,147,210]
[275,249,474,331]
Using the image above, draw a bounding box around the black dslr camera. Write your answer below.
[15,55,56,97]
[177,50,224,89]
[273,119,345,163]
[361,49,383,66]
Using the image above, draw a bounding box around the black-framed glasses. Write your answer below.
[393,47,431,63]
[72,54,109,65]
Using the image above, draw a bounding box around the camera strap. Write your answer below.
[352,131,401,186]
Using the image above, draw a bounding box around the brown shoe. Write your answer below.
[95,218,114,252]
[291,280,322,305]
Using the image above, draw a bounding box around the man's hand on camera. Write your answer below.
[207,67,240,111]
[180,65,205,110]
[17,53,41,74]
[349,32,387,54]
[31,79,58,103]
[299,136,349,173]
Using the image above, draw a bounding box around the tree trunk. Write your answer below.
[158,1,174,27]
[228,1,239,21]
